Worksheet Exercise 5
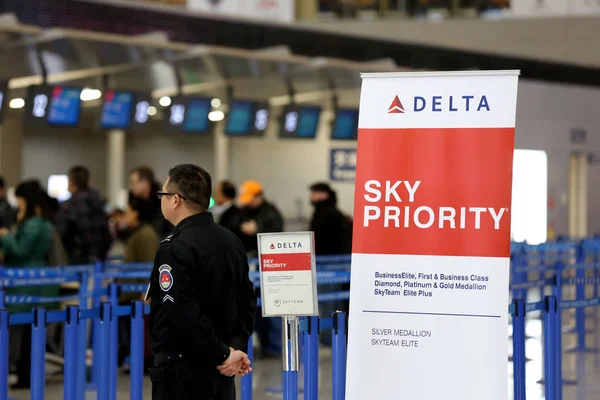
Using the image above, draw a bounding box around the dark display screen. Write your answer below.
[100,91,135,129]
[225,100,269,136]
[280,105,321,139]
[331,108,359,140]
[47,86,82,126]
[183,98,211,133]
[0,81,8,124]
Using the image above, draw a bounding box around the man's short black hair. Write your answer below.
[69,166,89,190]
[220,180,236,200]
[167,164,212,211]
[0,176,5,189]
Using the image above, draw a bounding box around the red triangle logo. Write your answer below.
[388,95,405,114]
[270,243,275,249]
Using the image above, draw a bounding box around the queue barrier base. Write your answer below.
[565,345,600,354]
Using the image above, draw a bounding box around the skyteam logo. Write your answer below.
[388,95,491,113]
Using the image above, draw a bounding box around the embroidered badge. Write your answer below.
[163,294,174,303]
[159,264,173,292]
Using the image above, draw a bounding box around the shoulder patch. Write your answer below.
[158,264,173,291]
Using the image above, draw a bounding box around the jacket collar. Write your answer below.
[173,211,214,234]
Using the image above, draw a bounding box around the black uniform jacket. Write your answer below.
[147,212,257,370]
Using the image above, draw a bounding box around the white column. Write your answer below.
[569,154,578,238]
[213,121,229,183]
[577,154,588,238]
[106,129,126,209]
[568,152,589,239]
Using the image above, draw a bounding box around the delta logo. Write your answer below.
[269,242,303,249]
[387,94,491,114]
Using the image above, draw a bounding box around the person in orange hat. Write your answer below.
[237,180,284,358]
[237,180,284,256]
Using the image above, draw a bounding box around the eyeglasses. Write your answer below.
[157,191,188,201]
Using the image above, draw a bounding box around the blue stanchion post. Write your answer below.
[512,299,526,400]
[31,308,47,400]
[109,284,119,400]
[544,296,558,400]
[241,334,254,400]
[130,301,144,400]
[0,310,8,400]
[64,306,79,400]
[282,316,299,400]
[92,261,103,387]
[97,302,112,400]
[303,316,319,400]
[76,271,90,396]
[332,312,347,400]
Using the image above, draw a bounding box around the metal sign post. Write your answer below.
[257,231,319,400]
[282,316,300,400]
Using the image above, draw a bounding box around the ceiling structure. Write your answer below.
[0,14,403,108]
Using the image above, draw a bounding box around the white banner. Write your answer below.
[346,70,520,400]
[187,0,295,22]
[511,0,600,16]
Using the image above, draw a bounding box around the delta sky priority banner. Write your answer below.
[346,71,520,400]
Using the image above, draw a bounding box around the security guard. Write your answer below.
[146,164,257,400]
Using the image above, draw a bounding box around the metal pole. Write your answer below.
[544,296,558,400]
[332,312,347,400]
[0,310,8,400]
[241,335,254,400]
[31,308,47,400]
[282,316,299,400]
[64,306,79,400]
[130,301,144,400]
[512,299,526,400]
[304,316,319,400]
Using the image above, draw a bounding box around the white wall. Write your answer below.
[14,78,600,236]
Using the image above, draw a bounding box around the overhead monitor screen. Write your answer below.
[47,86,82,127]
[280,105,321,139]
[183,98,211,133]
[23,85,53,128]
[130,92,155,132]
[0,80,8,124]
[331,108,359,140]
[100,90,135,129]
[225,100,269,137]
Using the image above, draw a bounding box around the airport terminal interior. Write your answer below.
[0,0,598,399]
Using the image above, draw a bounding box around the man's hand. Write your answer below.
[240,220,258,235]
[216,348,253,377]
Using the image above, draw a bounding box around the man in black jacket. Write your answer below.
[309,182,349,256]
[147,164,257,400]
[213,180,242,238]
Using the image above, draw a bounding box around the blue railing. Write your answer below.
[0,238,600,399]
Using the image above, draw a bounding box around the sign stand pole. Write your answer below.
[282,316,300,400]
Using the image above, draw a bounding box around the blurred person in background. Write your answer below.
[1,181,57,389]
[213,180,242,238]
[129,166,173,239]
[238,180,284,358]
[309,182,350,255]
[118,194,160,372]
[55,166,113,265]
[309,182,353,346]
[0,176,15,230]
[238,180,284,256]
